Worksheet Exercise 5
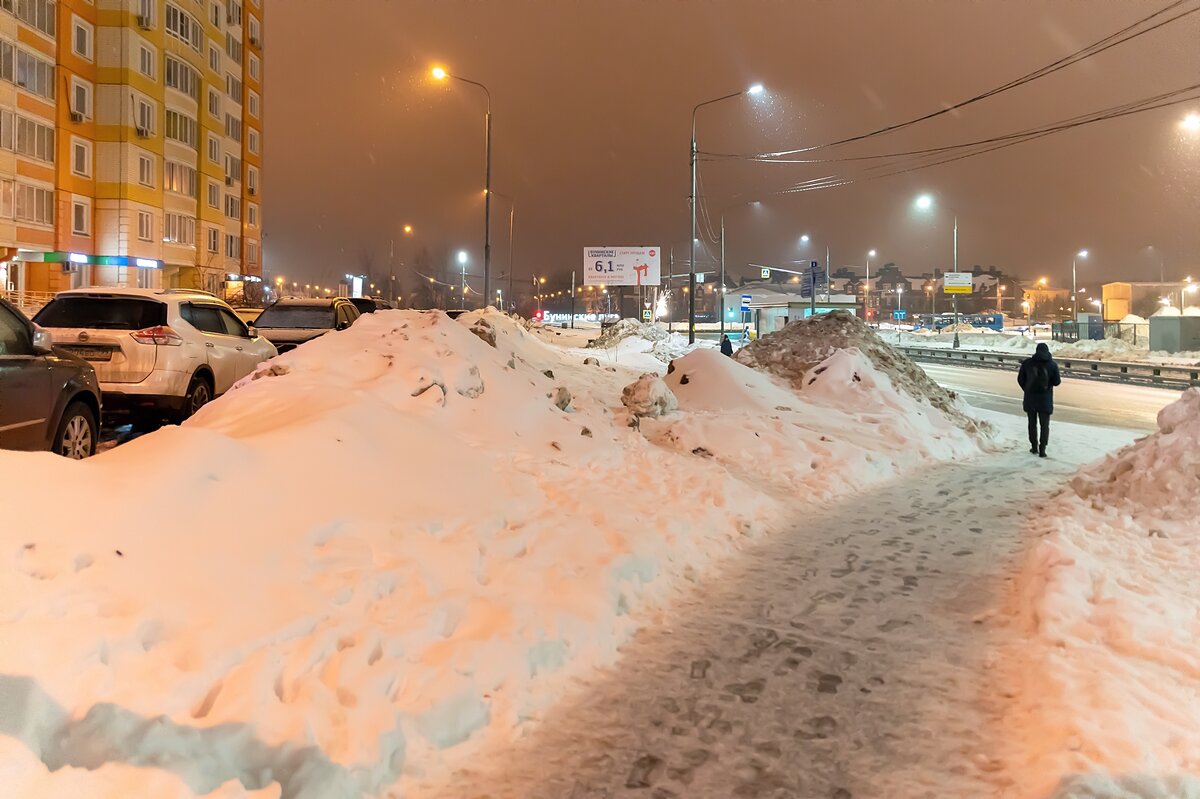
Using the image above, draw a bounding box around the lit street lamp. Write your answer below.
[433,65,494,304]
[913,193,960,347]
[457,250,469,309]
[1182,112,1200,133]
[1072,249,1089,322]
[689,82,764,343]
[865,249,876,319]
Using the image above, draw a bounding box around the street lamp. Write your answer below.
[457,250,468,309]
[913,193,960,347]
[1072,249,1089,322]
[432,65,494,305]
[690,82,765,343]
[1182,112,1200,133]
[865,249,876,319]
[997,283,1005,314]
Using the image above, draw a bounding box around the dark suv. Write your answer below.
[347,296,394,315]
[0,298,102,458]
[253,297,361,354]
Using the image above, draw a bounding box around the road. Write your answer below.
[918,362,1175,432]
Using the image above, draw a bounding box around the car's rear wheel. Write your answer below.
[55,402,97,460]
[180,374,212,421]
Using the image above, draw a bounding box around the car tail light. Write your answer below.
[130,325,184,346]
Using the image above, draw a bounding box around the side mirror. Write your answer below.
[336,321,349,331]
[247,326,259,338]
[32,325,54,354]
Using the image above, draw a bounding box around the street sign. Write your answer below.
[943,272,973,294]
[760,267,771,279]
[583,247,662,287]
[740,294,752,311]
[810,260,824,275]
[893,310,908,320]
[696,272,705,283]
[641,309,652,320]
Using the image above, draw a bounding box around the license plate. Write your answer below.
[67,346,114,362]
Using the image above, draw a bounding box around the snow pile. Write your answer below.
[735,310,995,442]
[1053,336,1141,361]
[0,310,776,798]
[1184,306,1200,317]
[1119,313,1149,324]
[1003,389,1200,797]
[1152,305,1181,317]
[584,319,705,363]
[620,373,678,417]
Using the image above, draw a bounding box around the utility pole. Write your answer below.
[570,270,576,329]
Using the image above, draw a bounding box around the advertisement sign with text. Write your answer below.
[583,247,661,286]
[943,272,973,294]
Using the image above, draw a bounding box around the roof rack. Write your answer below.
[160,289,220,298]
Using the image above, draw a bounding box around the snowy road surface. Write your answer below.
[918,362,1175,432]
[421,417,1136,799]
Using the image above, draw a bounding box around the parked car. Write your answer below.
[33,288,278,422]
[0,297,101,458]
[347,296,394,315]
[253,297,361,354]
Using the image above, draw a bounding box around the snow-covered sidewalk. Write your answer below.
[421,416,1135,799]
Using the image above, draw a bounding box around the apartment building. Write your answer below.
[0,0,262,305]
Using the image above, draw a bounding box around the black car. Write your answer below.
[253,297,361,353]
[0,298,102,458]
[347,296,394,315]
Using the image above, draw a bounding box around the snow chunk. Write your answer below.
[621,373,678,417]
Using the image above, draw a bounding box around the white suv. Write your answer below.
[34,288,277,421]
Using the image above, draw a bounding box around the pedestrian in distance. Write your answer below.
[1017,342,1061,458]
[720,334,734,357]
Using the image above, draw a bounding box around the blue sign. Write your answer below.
[740,294,752,311]
[893,310,908,320]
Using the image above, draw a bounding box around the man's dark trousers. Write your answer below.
[1028,410,1050,451]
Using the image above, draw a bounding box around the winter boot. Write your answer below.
[1038,446,1047,458]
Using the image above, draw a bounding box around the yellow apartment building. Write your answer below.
[0,0,262,309]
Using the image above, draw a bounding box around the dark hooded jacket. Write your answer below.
[1017,343,1062,414]
[720,336,734,356]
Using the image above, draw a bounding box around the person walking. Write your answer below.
[720,334,734,357]
[1017,342,1061,458]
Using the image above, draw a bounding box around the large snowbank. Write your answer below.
[1002,389,1200,798]
[585,319,709,363]
[0,309,991,797]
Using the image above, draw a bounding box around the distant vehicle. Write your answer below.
[232,307,262,326]
[34,288,277,423]
[253,297,361,353]
[347,296,394,315]
[917,313,1007,332]
[0,297,101,458]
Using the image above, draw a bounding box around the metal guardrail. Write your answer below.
[0,289,54,317]
[899,346,1200,390]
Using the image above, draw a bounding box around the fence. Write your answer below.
[900,345,1200,390]
[0,289,54,317]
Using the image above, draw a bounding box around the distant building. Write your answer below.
[0,0,264,309]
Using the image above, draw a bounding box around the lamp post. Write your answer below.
[432,66,493,305]
[457,250,468,310]
[689,82,763,344]
[717,199,762,338]
[865,249,876,320]
[914,193,960,347]
[1071,249,1089,322]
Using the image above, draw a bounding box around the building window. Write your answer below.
[137,210,153,241]
[139,45,155,78]
[165,3,203,51]
[247,90,260,119]
[71,138,91,177]
[138,154,154,187]
[207,133,220,164]
[247,165,258,194]
[248,53,260,81]
[14,183,54,226]
[12,48,56,100]
[136,0,155,27]
[225,73,243,101]
[136,99,154,135]
[248,15,261,46]
[164,160,197,196]
[224,194,241,219]
[208,88,221,119]
[72,17,94,61]
[224,113,242,143]
[163,212,196,246]
[207,180,220,209]
[247,128,259,155]
[246,239,259,265]
[225,33,243,66]
[14,0,55,37]
[71,78,93,119]
[247,203,258,227]
[225,233,241,259]
[164,56,199,98]
[165,109,198,148]
[207,227,220,254]
[72,200,90,235]
[227,1,243,27]
[15,116,54,162]
[209,0,222,28]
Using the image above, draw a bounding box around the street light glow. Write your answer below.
[457,250,468,264]
[746,83,764,96]
[868,249,876,258]
[431,66,447,81]
[800,234,810,244]
[1077,249,1089,258]
[915,194,934,211]
[403,224,413,234]
[1182,113,1200,133]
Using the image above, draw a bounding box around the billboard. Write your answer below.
[943,272,973,294]
[583,247,661,287]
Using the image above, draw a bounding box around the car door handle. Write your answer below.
[205,342,215,348]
